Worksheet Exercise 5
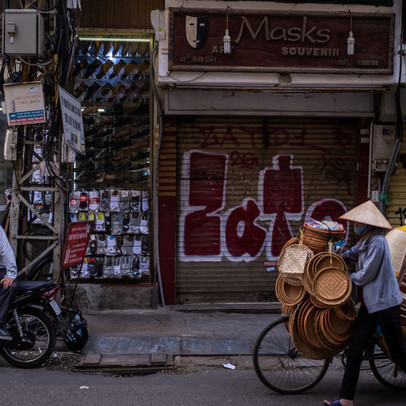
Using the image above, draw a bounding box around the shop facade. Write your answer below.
[154,1,404,304]
[65,0,164,309]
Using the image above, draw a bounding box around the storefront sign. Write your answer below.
[62,221,93,268]
[169,9,394,74]
[3,81,46,126]
[58,86,85,155]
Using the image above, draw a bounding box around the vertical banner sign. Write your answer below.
[58,85,85,155]
[3,81,46,126]
[62,222,93,268]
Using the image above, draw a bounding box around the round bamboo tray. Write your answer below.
[302,303,326,350]
[301,261,314,295]
[275,275,306,307]
[289,303,338,360]
[313,252,347,273]
[312,267,352,307]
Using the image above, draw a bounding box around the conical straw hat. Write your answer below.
[339,200,392,230]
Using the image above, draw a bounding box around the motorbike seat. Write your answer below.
[16,280,56,293]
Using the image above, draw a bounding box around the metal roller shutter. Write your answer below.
[176,116,359,304]
[387,140,406,227]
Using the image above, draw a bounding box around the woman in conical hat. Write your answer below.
[324,201,406,406]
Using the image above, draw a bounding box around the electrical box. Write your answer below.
[2,9,44,56]
[371,123,396,172]
[3,128,18,161]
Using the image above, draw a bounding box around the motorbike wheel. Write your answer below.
[0,307,56,368]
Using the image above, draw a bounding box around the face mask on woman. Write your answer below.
[354,223,371,235]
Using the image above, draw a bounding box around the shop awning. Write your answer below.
[196,1,394,6]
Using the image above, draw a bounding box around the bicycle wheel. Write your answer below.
[368,341,406,391]
[253,316,330,394]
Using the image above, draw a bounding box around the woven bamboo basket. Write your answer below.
[280,237,300,255]
[302,223,345,253]
[386,229,406,278]
[278,244,314,286]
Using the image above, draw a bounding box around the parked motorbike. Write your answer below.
[17,255,89,353]
[0,279,62,368]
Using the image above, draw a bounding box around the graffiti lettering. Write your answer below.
[200,126,241,148]
[180,149,348,262]
[224,198,266,261]
[180,150,228,259]
[221,126,240,146]
[229,151,259,168]
[259,155,303,258]
[199,127,219,148]
[321,155,352,195]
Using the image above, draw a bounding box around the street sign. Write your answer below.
[62,221,93,268]
[58,85,85,155]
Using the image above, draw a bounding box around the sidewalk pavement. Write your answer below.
[80,303,281,357]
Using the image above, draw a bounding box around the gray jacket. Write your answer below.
[0,225,17,279]
[342,230,402,314]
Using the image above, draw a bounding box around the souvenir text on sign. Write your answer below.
[169,9,394,74]
[62,221,93,268]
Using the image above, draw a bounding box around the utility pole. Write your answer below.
[3,2,78,282]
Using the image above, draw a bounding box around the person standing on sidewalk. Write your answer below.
[323,200,406,406]
[0,224,18,339]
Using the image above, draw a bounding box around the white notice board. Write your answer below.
[3,81,46,126]
[58,85,85,155]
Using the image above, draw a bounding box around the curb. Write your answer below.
[83,335,254,356]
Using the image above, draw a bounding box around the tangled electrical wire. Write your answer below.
[3,1,79,235]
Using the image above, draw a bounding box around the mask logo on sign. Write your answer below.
[185,16,209,49]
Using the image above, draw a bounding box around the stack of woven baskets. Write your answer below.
[276,222,356,360]
[385,227,406,340]
[302,220,346,253]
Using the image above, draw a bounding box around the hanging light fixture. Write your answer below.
[347,13,355,56]
[223,7,231,54]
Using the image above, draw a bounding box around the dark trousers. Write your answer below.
[0,279,18,325]
[339,305,406,400]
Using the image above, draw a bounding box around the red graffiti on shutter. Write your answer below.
[307,199,347,229]
[183,151,227,256]
[225,198,266,258]
[262,155,303,257]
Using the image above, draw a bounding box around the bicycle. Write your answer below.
[253,313,406,394]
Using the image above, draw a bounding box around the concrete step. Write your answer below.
[75,353,174,374]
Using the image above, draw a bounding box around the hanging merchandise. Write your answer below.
[88,190,100,211]
[110,189,120,212]
[94,211,105,232]
[100,189,111,211]
[68,189,151,282]
[79,191,88,210]
[131,190,141,211]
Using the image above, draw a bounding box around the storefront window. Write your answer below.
[69,33,152,283]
